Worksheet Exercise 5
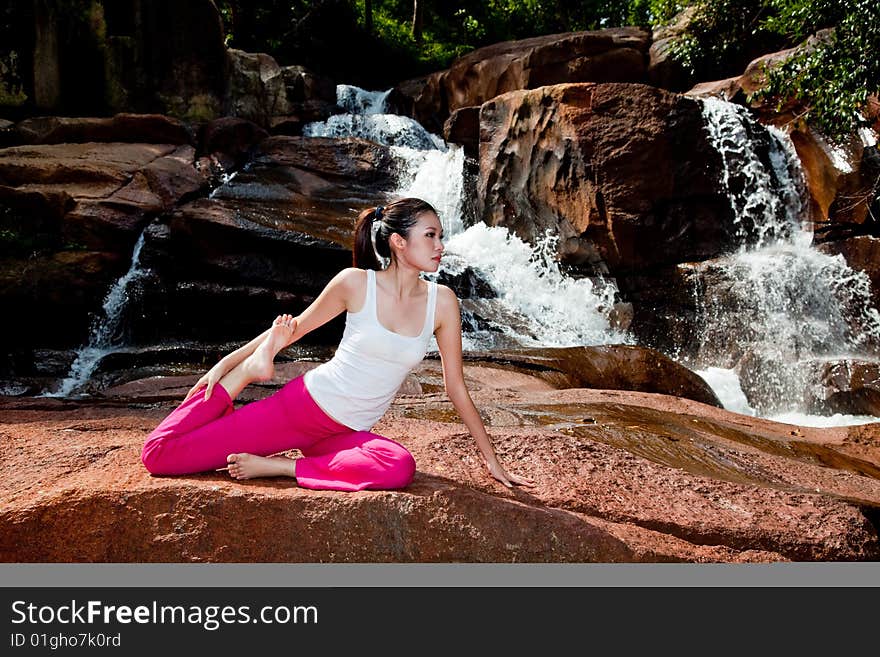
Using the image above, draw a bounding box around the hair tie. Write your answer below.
[375,205,384,222]
[370,213,388,269]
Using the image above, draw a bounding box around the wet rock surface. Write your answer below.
[477,82,736,275]
[2,359,878,562]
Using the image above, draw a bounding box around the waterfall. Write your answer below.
[701,98,804,246]
[392,146,467,236]
[694,98,880,423]
[304,85,445,151]
[46,230,152,397]
[304,84,626,350]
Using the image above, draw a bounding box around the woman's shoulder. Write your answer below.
[332,267,368,313]
[434,283,459,310]
[326,267,366,300]
[431,284,460,333]
[335,267,367,288]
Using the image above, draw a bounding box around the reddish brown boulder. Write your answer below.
[0,142,209,252]
[253,135,397,189]
[395,27,650,134]
[0,141,211,351]
[788,127,877,231]
[13,114,193,146]
[443,106,480,157]
[386,74,445,135]
[269,65,339,135]
[132,136,398,345]
[198,117,270,171]
[460,345,721,407]
[224,50,290,127]
[807,359,880,416]
[223,54,340,132]
[684,77,743,102]
[281,65,337,105]
[478,82,735,274]
[0,250,126,349]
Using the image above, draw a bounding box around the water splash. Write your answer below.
[696,366,878,426]
[335,84,390,115]
[701,97,805,247]
[441,224,628,350]
[336,79,627,350]
[208,169,237,198]
[46,230,152,397]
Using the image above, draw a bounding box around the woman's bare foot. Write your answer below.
[226,453,296,480]
[241,315,297,382]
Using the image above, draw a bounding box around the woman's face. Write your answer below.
[396,211,445,272]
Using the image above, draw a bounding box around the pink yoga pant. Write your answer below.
[141,375,416,491]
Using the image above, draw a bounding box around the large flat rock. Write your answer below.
[2,361,878,562]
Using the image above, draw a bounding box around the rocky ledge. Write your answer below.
[2,354,879,563]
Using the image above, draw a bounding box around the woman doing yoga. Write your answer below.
[141,197,534,491]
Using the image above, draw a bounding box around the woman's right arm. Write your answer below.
[184,269,358,402]
[221,327,272,368]
[283,267,361,346]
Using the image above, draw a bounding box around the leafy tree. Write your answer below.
[662,0,880,140]
[210,0,878,142]
[214,1,677,86]
[753,0,880,140]
[664,0,786,83]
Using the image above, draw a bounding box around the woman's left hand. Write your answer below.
[486,459,536,489]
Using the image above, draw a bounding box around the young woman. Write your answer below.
[141,197,534,490]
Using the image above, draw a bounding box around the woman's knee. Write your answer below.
[141,442,164,475]
[379,440,416,489]
[141,433,173,475]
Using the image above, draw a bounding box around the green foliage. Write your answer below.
[0,227,40,257]
[606,0,686,27]
[214,1,667,87]
[0,51,27,106]
[663,0,879,140]
[0,0,31,114]
[210,0,878,141]
[664,0,783,81]
[753,0,880,140]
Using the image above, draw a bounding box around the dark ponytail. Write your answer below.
[352,197,438,270]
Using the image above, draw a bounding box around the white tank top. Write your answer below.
[303,269,439,431]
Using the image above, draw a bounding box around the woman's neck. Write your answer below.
[378,263,422,301]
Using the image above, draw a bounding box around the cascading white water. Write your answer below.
[336,85,390,115]
[701,98,804,245]
[304,85,445,151]
[442,225,629,350]
[695,98,880,423]
[392,145,467,236]
[46,230,151,397]
[305,84,626,350]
